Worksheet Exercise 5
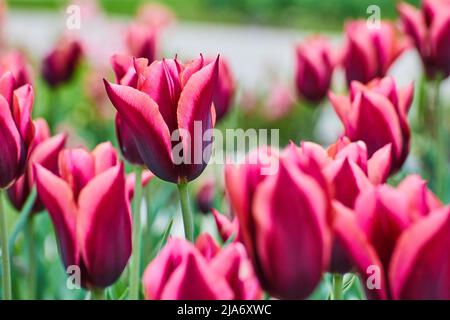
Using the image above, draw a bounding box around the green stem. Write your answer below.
[129,166,143,300]
[91,288,106,300]
[177,181,194,242]
[25,216,36,300]
[0,191,12,300]
[332,273,343,300]
[434,76,446,199]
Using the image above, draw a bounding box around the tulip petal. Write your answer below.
[398,3,426,51]
[77,163,132,288]
[91,141,118,175]
[59,148,95,199]
[367,143,392,184]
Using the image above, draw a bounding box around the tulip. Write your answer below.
[126,23,158,62]
[0,51,32,87]
[389,206,450,299]
[212,209,240,243]
[7,118,66,212]
[398,0,450,78]
[342,20,407,84]
[195,180,215,214]
[34,142,131,290]
[295,37,336,102]
[136,2,175,29]
[0,71,35,300]
[142,237,262,300]
[226,145,332,299]
[329,77,413,173]
[205,56,235,121]
[263,83,295,121]
[42,35,83,87]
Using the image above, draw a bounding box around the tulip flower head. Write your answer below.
[329,77,413,174]
[0,71,35,189]
[0,51,32,87]
[398,0,450,78]
[34,142,131,289]
[104,55,219,183]
[342,20,407,84]
[7,118,66,212]
[126,22,158,63]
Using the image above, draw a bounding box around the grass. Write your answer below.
[7,0,421,31]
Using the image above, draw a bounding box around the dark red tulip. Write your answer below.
[0,71,35,189]
[329,77,413,173]
[34,142,131,289]
[104,55,219,183]
[342,20,407,84]
[389,206,450,299]
[42,35,83,87]
[205,57,235,121]
[295,37,336,102]
[398,0,450,78]
[226,146,332,299]
[7,118,66,212]
[195,180,215,214]
[126,23,158,62]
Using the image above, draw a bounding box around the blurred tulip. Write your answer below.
[195,180,215,214]
[0,51,32,87]
[226,146,332,299]
[205,57,235,121]
[329,77,413,173]
[137,2,176,29]
[0,72,35,188]
[126,23,158,62]
[212,209,240,243]
[143,237,262,300]
[342,20,407,84]
[389,206,450,299]
[104,55,219,183]
[398,0,450,78]
[34,142,131,289]
[7,118,66,212]
[295,37,335,102]
[263,83,295,121]
[42,35,83,87]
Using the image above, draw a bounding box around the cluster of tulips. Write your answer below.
[0,0,450,300]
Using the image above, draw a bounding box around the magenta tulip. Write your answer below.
[329,77,413,173]
[42,35,83,87]
[295,36,336,102]
[398,0,450,78]
[342,20,407,84]
[212,209,240,243]
[126,23,158,62]
[226,146,332,299]
[0,71,35,189]
[104,55,219,183]
[34,142,131,289]
[389,206,450,299]
[7,118,66,212]
[0,51,32,87]
[195,180,215,214]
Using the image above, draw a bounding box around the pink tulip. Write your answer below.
[104,55,219,183]
[329,77,413,173]
[34,142,131,289]
[0,71,35,188]
[263,83,295,121]
[42,35,83,87]
[136,2,175,30]
[126,23,158,62]
[212,209,240,243]
[226,146,332,299]
[342,20,407,84]
[205,57,235,121]
[7,118,66,212]
[389,206,450,299]
[398,0,450,78]
[295,37,336,102]
[0,51,32,87]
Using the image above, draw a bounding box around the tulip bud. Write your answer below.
[34,142,131,289]
[295,37,336,102]
[329,77,413,173]
[104,55,219,183]
[42,35,83,87]
[195,180,215,214]
[7,118,66,212]
[126,23,158,62]
[398,0,450,78]
[0,72,35,189]
[342,20,406,84]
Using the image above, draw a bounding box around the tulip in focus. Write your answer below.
[295,36,336,102]
[342,20,407,84]
[34,142,131,289]
[42,35,83,87]
[7,118,66,212]
[226,146,332,299]
[398,0,450,78]
[329,77,413,173]
[104,55,219,183]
